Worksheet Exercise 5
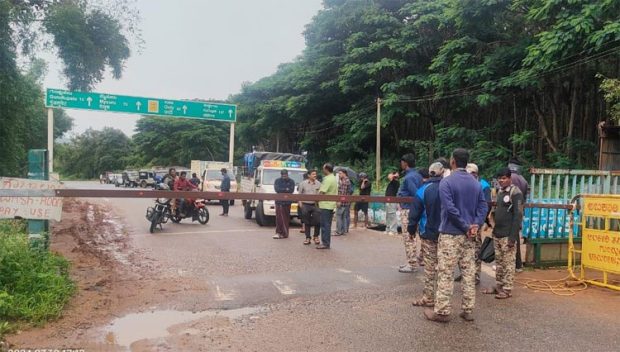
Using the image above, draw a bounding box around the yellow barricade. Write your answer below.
[568,194,620,291]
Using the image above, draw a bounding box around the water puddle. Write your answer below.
[104,306,265,348]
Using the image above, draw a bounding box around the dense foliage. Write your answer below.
[0,221,75,336]
[131,116,230,167]
[0,0,135,177]
[232,0,620,177]
[55,127,132,179]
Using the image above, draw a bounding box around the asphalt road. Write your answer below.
[61,182,620,351]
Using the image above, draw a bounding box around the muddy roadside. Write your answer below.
[5,199,209,350]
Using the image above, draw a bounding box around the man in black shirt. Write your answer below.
[273,169,296,239]
[354,172,372,228]
[385,171,400,235]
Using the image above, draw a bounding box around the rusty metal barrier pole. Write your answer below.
[0,188,414,204]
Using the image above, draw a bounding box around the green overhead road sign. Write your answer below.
[45,88,237,122]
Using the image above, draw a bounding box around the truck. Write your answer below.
[191,160,238,204]
[240,152,307,226]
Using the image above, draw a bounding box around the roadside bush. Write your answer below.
[0,221,75,337]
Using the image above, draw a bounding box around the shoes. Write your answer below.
[219,213,228,216]
[515,268,524,273]
[272,235,285,239]
[459,311,474,322]
[316,245,330,249]
[398,264,417,273]
[423,308,450,323]
[333,232,344,236]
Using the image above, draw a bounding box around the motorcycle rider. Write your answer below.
[162,168,177,191]
[174,171,197,216]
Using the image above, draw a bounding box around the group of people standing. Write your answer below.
[395,149,526,322]
[272,164,338,249]
[272,164,374,249]
[270,149,528,322]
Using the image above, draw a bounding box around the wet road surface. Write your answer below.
[17,182,620,351]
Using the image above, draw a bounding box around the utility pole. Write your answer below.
[376,97,381,189]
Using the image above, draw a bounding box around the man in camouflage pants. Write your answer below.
[424,149,487,323]
[397,154,423,273]
[483,167,523,299]
[409,162,445,307]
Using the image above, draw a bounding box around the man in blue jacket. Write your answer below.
[409,162,444,307]
[424,148,488,323]
[397,153,423,273]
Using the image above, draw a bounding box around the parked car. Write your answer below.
[122,171,139,187]
[138,170,156,188]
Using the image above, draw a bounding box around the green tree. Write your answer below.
[55,127,131,179]
[233,0,620,174]
[132,116,230,167]
[0,0,136,176]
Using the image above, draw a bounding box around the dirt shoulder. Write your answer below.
[5,199,208,350]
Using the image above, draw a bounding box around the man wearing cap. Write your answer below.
[397,153,423,273]
[273,169,296,239]
[409,162,444,307]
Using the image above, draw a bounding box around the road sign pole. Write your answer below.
[47,108,54,174]
[229,122,235,165]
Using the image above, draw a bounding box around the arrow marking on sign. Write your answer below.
[182,105,187,114]
[136,101,142,111]
[228,109,233,118]
[86,97,93,107]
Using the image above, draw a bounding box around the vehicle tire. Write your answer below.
[140,180,147,188]
[171,212,182,223]
[197,208,209,225]
[256,201,266,227]
[149,211,160,233]
[244,202,253,219]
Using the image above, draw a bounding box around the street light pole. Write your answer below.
[376,97,381,189]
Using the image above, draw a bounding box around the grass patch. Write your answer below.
[0,220,75,339]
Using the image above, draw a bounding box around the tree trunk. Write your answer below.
[566,83,578,158]
[533,95,558,153]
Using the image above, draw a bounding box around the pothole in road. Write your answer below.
[103,306,266,349]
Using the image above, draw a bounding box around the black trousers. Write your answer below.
[301,203,320,239]
[221,199,229,214]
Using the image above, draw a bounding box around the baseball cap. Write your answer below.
[429,162,444,177]
[280,169,289,175]
[466,163,479,174]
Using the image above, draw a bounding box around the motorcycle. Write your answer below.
[146,185,210,233]
[146,197,172,233]
[170,197,209,225]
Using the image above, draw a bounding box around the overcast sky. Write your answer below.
[43,0,324,137]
